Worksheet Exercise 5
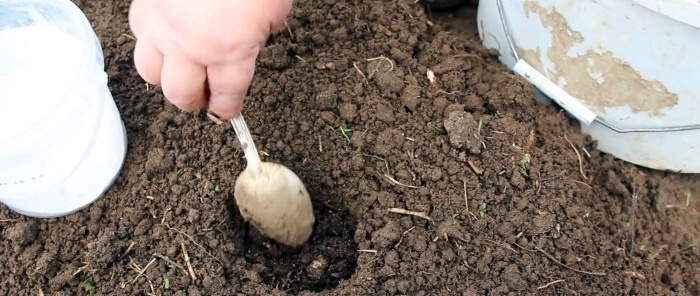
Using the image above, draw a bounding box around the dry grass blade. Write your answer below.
[181,240,197,281]
[362,153,390,173]
[353,61,369,85]
[73,264,89,276]
[388,208,432,221]
[206,112,224,125]
[535,246,606,276]
[284,20,294,40]
[624,270,646,280]
[627,185,639,257]
[537,279,565,290]
[467,160,483,175]
[131,258,157,283]
[153,253,188,276]
[463,180,477,220]
[365,56,395,79]
[394,226,416,248]
[483,239,517,253]
[122,241,135,258]
[524,129,536,152]
[381,173,419,189]
[376,23,393,36]
[564,135,587,181]
[163,224,223,266]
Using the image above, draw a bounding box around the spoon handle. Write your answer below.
[230,114,262,175]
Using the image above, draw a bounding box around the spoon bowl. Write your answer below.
[230,115,315,247]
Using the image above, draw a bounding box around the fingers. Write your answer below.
[205,55,258,119]
[130,0,164,86]
[133,37,163,85]
[127,0,146,37]
[160,54,208,112]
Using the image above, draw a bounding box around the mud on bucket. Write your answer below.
[477,0,700,173]
[0,0,127,217]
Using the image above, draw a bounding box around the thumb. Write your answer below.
[205,55,257,120]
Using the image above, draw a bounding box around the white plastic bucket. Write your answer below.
[477,0,700,173]
[0,0,127,217]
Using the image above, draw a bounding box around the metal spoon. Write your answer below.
[230,114,315,247]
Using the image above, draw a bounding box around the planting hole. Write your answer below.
[242,200,358,293]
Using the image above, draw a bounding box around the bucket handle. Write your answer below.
[495,0,700,133]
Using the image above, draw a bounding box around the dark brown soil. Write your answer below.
[1,1,698,295]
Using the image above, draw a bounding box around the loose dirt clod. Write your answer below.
[444,110,482,154]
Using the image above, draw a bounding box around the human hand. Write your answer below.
[128,0,293,119]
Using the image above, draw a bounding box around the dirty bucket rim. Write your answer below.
[493,0,700,134]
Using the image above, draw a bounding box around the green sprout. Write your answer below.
[476,118,483,136]
[428,122,447,135]
[516,154,531,176]
[163,275,171,289]
[478,200,489,218]
[80,279,95,293]
[328,126,352,143]
[685,191,692,207]
[164,260,181,275]
[681,243,695,252]
[339,127,352,143]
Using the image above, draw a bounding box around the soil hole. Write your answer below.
[242,200,358,294]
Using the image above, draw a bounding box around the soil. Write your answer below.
[1,1,698,295]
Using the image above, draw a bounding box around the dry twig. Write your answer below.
[388,208,432,221]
